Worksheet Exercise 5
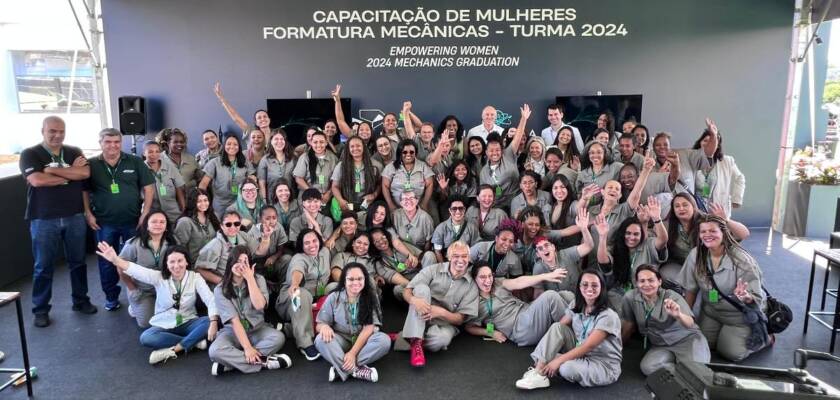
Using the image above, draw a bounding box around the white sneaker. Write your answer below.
[515,367,550,390]
[127,304,135,318]
[264,353,292,370]
[0,350,5,363]
[328,366,337,382]
[149,347,177,365]
[194,340,208,351]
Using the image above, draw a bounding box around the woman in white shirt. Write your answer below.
[96,243,218,365]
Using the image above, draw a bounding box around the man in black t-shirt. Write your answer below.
[20,116,98,328]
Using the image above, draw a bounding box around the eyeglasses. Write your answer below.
[449,206,465,212]
[241,188,257,193]
[402,150,416,155]
[224,221,242,228]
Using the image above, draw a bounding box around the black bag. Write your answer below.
[763,287,793,334]
[662,278,686,297]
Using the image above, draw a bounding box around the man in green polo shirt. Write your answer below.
[83,128,155,311]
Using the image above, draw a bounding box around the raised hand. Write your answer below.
[642,151,655,172]
[647,196,662,220]
[575,207,590,229]
[570,155,581,171]
[636,203,650,224]
[659,161,671,173]
[663,298,681,317]
[213,82,223,98]
[705,117,719,136]
[520,104,532,120]
[436,173,449,190]
[95,241,118,263]
[261,223,275,240]
[733,279,753,303]
[708,202,726,220]
[402,101,412,115]
[594,214,609,237]
[331,84,341,101]
[544,267,568,283]
[523,160,533,171]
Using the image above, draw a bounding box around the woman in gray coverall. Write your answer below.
[621,264,710,376]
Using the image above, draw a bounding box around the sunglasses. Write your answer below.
[172,293,181,310]
[402,150,416,155]
[449,206,465,212]
[224,221,242,228]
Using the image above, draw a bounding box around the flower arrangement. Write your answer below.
[793,146,840,185]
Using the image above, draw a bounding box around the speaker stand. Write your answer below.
[130,134,139,155]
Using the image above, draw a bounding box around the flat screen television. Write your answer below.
[554,94,642,142]
[266,98,351,147]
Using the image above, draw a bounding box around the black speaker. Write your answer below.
[118,96,146,135]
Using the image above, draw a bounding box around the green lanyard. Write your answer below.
[485,295,496,335]
[230,164,239,194]
[150,241,162,267]
[227,235,239,246]
[172,277,184,326]
[317,157,326,185]
[233,285,251,331]
[577,314,595,346]
[104,157,122,194]
[389,252,406,272]
[354,166,363,193]
[402,166,414,190]
[641,296,661,349]
[152,166,168,196]
[348,299,359,342]
[677,224,690,246]
[42,145,64,165]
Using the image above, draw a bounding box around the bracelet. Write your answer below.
[651,219,662,224]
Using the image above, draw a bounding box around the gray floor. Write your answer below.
[0,228,839,399]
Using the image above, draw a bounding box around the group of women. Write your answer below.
[96,82,768,390]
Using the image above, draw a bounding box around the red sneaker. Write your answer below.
[387,332,400,342]
[410,339,426,367]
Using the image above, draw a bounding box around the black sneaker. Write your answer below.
[104,300,121,311]
[299,345,321,361]
[211,362,232,376]
[34,313,50,328]
[72,302,98,314]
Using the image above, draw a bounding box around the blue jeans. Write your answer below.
[139,316,210,350]
[95,223,136,303]
[30,213,90,314]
